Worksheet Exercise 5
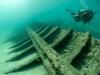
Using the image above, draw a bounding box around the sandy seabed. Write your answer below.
[0,41,47,75]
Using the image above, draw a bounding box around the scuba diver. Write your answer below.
[66,9,94,24]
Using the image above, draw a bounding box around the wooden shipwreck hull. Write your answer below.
[3,25,100,75]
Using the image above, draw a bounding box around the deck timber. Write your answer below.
[1,25,100,75]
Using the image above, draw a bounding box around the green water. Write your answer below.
[0,0,100,40]
[0,0,100,75]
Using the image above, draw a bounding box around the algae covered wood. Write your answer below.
[1,25,100,75]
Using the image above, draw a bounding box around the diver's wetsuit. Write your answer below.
[79,9,94,23]
[67,9,94,24]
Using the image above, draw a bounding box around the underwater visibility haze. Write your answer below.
[0,0,100,75]
[0,0,100,41]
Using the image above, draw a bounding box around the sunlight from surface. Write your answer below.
[0,0,27,7]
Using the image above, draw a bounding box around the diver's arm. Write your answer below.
[66,9,80,22]
[66,9,75,15]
